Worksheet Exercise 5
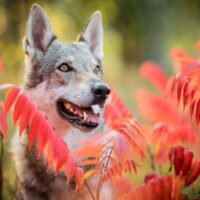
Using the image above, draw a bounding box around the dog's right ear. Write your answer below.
[78,11,103,60]
[23,4,56,64]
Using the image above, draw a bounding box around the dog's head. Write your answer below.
[23,4,110,133]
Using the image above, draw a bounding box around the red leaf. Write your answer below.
[144,173,158,184]
[118,175,173,200]
[103,159,138,182]
[195,99,200,125]
[113,176,134,199]
[113,126,144,157]
[177,79,183,105]
[184,160,200,186]
[104,90,133,126]
[181,150,193,176]
[190,88,196,101]
[78,159,100,167]
[36,122,51,158]
[140,61,168,92]
[28,111,43,149]
[0,59,3,70]
[0,102,8,138]
[137,184,150,200]
[75,167,84,190]
[4,86,21,112]
[162,175,173,200]
[169,146,185,176]
[44,132,57,170]
[167,76,176,96]
[174,146,184,175]
[4,86,78,183]
[189,100,196,118]
[82,169,99,180]
[135,89,182,126]
[169,146,200,187]
[74,143,103,158]
[182,79,189,108]
[57,142,69,173]
[64,154,76,183]
[19,99,36,135]
[170,48,197,73]
[13,93,27,124]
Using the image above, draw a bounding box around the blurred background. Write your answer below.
[1,0,200,199]
[1,0,200,103]
[1,0,200,107]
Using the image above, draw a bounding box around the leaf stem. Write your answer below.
[96,144,114,200]
[84,180,96,200]
[147,146,156,172]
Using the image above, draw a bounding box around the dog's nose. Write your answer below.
[92,83,110,103]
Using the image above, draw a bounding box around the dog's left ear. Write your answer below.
[23,4,56,63]
[78,11,103,60]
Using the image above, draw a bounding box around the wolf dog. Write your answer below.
[12,4,112,200]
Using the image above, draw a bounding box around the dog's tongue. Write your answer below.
[87,112,100,124]
[82,110,100,124]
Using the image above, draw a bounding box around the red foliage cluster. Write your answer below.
[118,175,174,200]
[4,86,83,187]
[169,145,200,187]
[136,59,200,158]
[116,144,200,200]
[102,159,137,182]
[131,44,200,199]
[73,91,146,190]
[167,46,200,126]
[104,90,146,158]
[0,86,144,192]
[1,40,200,199]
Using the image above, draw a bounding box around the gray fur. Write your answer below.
[12,4,112,200]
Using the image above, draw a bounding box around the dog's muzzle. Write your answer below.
[56,82,110,132]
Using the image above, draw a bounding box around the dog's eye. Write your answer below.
[94,65,101,74]
[57,64,72,72]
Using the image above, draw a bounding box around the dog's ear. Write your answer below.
[78,11,103,60]
[23,4,55,63]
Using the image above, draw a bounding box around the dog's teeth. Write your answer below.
[65,103,70,109]
[83,112,87,121]
[92,105,100,114]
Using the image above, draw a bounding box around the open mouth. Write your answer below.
[57,99,100,130]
